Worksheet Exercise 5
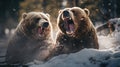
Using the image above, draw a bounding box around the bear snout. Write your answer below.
[62,10,71,19]
[63,10,69,17]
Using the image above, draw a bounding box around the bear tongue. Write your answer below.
[64,19,74,34]
[65,22,75,34]
[38,27,44,34]
[69,24,74,32]
[67,24,74,33]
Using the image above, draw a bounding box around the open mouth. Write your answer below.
[38,27,45,35]
[63,17,75,34]
[37,22,49,36]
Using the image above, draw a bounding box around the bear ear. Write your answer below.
[84,8,90,16]
[58,10,62,14]
[46,13,50,18]
[22,13,27,19]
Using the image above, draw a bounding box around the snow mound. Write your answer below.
[30,49,114,67]
[29,32,120,67]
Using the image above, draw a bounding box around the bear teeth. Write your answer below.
[38,27,43,34]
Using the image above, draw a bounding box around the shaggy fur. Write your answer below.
[54,7,99,55]
[6,12,54,64]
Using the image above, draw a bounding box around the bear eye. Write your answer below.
[71,10,78,16]
[72,10,74,13]
[43,18,48,21]
[71,10,75,14]
[35,18,41,22]
[36,18,41,21]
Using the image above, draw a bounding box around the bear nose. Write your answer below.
[42,22,49,28]
[63,10,70,17]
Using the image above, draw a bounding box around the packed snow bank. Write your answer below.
[30,49,120,67]
[29,32,120,67]
[30,49,109,67]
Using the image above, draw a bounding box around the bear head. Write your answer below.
[57,7,92,37]
[17,12,52,39]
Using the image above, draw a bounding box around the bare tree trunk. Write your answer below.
[67,0,74,7]
[67,0,79,7]
[42,0,47,12]
[75,0,79,6]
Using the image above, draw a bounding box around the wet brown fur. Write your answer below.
[6,12,54,64]
[54,7,99,55]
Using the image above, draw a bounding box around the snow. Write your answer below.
[30,49,115,67]
[29,32,120,67]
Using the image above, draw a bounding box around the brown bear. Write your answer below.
[6,12,54,64]
[54,7,99,55]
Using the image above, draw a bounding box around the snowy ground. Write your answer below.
[28,32,120,67]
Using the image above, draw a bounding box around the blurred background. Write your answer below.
[0,0,120,64]
[0,0,120,38]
